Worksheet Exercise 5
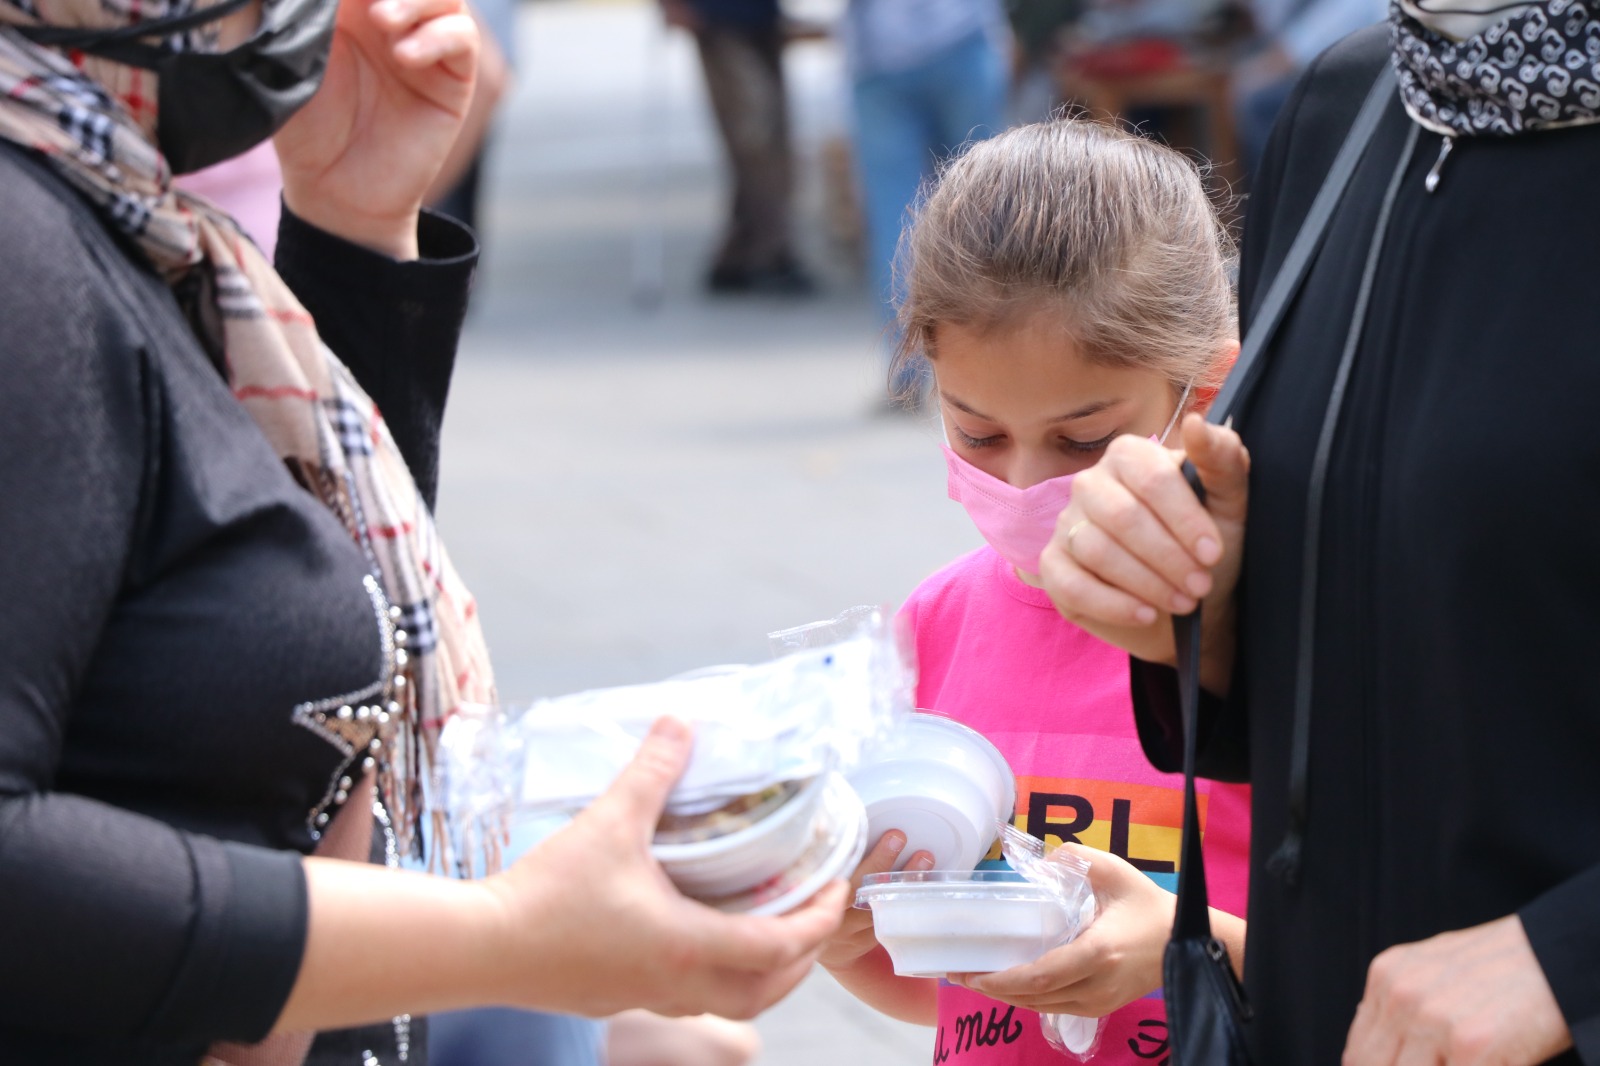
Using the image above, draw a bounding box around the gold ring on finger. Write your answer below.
[1064,519,1090,557]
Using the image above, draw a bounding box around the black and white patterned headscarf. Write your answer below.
[1392,0,1600,135]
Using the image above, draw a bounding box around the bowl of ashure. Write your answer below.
[653,771,866,914]
[854,870,1079,977]
[845,711,1015,872]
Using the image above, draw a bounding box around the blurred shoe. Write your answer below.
[706,259,817,297]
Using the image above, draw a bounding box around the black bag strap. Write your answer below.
[1205,71,1397,429]
[1171,68,1395,940]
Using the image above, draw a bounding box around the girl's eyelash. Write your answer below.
[954,427,1002,448]
[1063,432,1118,454]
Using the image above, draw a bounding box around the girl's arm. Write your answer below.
[818,832,939,1026]
[957,843,1245,1018]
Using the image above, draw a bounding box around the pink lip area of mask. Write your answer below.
[942,444,1075,576]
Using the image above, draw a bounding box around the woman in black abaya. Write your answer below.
[1037,4,1600,1062]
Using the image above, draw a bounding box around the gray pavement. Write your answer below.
[435,1,980,1061]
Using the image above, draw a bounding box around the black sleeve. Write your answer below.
[1519,867,1600,1062]
[274,207,479,511]
[0,188,307,1046]
[1129,658,1252,782]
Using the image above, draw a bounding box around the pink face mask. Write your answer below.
[943,384,1191,575]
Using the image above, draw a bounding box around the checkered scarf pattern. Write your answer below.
[0,0,497,868]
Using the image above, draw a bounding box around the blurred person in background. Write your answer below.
[427,0,513,236]
[839,0,1011,401]
[1231,0,1383,177]
[1005,0,1080,122]
[661,0,814,295]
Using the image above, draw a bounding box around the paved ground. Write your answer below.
[435,1,980,1061]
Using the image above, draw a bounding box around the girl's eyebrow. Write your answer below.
[942,393,1120,422]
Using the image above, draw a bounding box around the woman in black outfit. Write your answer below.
[1037,9,1600,1065]
[0,0,844,1061]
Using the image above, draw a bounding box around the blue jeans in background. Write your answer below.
[850,29,1009,333]
[429,1008,605,1066]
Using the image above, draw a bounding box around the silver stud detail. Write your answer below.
[337,705,353,720]
[362,757,377,772]
[394,629,408,646]
[393,674,406,688]
[315,812,330,827]
[356,705,372,721]
[369,737,383,752]
[339,776,353,791]
[334,789,349,804]
[377,710,391,725]
[388,701,401,716]
[389,605,402,620]
[394,649,409,667]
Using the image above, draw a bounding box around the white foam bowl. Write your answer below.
[855,871,1072,977]
[653,772,829,898]
[847,712,1015,872]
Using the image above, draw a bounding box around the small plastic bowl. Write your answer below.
[847,712,1014,872]
[654,779,808,846]
[697,772,868,916]
[854,870,1071,977]
[653,772,828,898]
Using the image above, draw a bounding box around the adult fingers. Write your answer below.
[1039,539,1172,632]
[1180,415,1251,532]
[692,880,850,974]
[393,10,477,74]
[1096,433,1223,573]
[1061,488,1203,616]
[370,0,463,36]
[590,717,694,841]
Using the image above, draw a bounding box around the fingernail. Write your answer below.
[1134,604,1158,625]
[372,0,401,21]
[1186,571,1211,597]
[885,833,906,855]
[1170,593,1196,614]
[910,853,936,871]
[1196,536,1221,565]
[648,716,692,744]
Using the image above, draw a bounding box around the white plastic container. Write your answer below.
[701,772,868,916]
[847,712,1014,872]
[653,772,828,897]
[855,870,1073,977]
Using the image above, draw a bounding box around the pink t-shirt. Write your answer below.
[897,546,1251,1066]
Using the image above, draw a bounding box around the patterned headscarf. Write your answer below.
[1392,0,1600,136]
[0,0,496,867]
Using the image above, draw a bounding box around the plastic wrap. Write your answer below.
[998,823,1105,1060]
[433,606,911,875]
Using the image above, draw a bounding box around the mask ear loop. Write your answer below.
[1158,379,1196,445]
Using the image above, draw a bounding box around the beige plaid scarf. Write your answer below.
[0,0,496,871]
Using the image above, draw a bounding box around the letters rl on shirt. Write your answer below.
[1026,792,1176,873]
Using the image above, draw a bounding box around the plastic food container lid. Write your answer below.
[854,869,1052,907]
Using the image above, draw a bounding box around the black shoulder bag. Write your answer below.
[1162,68,1398,1066]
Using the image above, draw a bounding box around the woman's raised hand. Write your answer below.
[484,718,849,1020]
[276,0,479,258]
[1039,415,1250,694]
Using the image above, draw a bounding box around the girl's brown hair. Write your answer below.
[892,117,1236,399]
